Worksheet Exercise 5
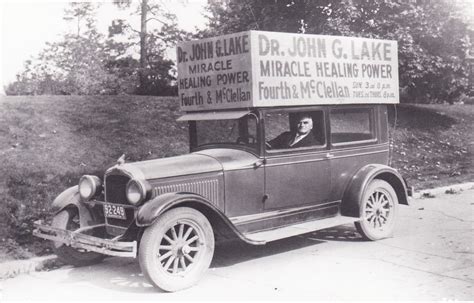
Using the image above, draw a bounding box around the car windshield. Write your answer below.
[195,114,258,149]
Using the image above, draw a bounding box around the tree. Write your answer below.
[110,0,187,95]
[6,2,131,95]
[203,0,473,103]
[63,2,96,37]
[6,1,184,96]
[322,0,472,103]
[202,0,338,36]
[49,2,126,94]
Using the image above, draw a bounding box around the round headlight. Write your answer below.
[78,175,102,200]
[126,179,150,205]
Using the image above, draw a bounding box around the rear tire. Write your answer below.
[355,179,398,240]
[52,208,105,266]
[139,207,215,292]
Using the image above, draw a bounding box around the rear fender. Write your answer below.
[341,164,409,218]
[136,192,264,245]
[51,185,94,227]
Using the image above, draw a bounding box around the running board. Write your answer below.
[243,215,359,243]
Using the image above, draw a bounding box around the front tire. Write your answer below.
[139,207,215,292]
[355,179,398,240]
[52,208,105,266]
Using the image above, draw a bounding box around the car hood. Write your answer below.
[106,149,259,180]
[106,153,223,180]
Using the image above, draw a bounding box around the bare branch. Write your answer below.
[146,17,167,25]
[125,24,141,34]
[147,4,162,16]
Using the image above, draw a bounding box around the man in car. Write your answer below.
[267,113,320,149]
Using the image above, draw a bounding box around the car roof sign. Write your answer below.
[177,30,399,112]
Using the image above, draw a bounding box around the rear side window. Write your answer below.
[330,108,375,144]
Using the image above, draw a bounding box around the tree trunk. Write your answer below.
[139,0,148,92]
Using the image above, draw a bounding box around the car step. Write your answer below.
[243,215,359,243]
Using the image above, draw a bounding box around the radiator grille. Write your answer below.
[104,174,134,230]
[154,179,219,205]
[105,174,130,205]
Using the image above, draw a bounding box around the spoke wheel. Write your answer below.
[355,179,398,240]
[52,208,105,266]
[139,207,214,292]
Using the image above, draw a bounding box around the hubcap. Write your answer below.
[156,222,202,275]
[364,189,393,229]
[181,245,191,255]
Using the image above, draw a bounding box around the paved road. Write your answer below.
[1,190,473,301]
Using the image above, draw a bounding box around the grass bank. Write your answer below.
[389,104,473,189]
[1,95,472,261]
[0,95,187,261]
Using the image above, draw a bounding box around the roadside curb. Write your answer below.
[412,182,474,199]
[1,182,473,280]
[0,255,61,280]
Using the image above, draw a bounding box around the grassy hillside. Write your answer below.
[390,104,473,189]
[0,95,188,260]
[1,95,472,261]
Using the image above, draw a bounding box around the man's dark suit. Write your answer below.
[267,131,320,149]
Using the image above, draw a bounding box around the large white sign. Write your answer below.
[177,30,399,111]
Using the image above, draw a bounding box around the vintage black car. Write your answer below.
[34,30,410,292]
[34,104,410,291]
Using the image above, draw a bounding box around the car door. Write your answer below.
[263,109,331,211]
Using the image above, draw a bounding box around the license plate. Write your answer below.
[103,204,126,220]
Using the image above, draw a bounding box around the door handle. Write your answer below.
[325,153,334,159]
[253,159,266,168]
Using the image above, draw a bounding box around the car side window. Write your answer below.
[265,111,325,150]
[330,108,375,144]
[265,112,290,145]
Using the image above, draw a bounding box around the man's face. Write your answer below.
[297,116,313,135]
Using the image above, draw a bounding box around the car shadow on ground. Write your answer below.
[62,224,364,294]
[212,224,363,268]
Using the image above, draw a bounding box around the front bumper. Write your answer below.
[33,221,137,258]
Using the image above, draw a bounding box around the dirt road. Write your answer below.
[1,190,473,301]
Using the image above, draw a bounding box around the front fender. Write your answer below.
[51,185,81,213]
[136,192,264,245]
[50,185,93,227]
[341,164,409,218]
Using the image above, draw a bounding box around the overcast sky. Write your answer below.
[0,0,208,89]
